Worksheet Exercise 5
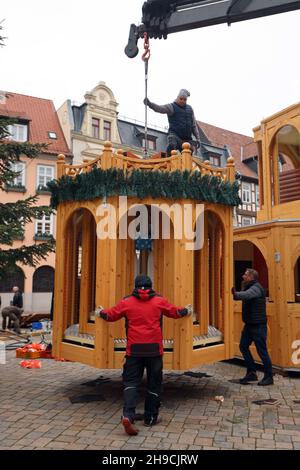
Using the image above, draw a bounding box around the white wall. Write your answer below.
[0,292,51,314]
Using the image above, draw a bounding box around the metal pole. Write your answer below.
[142,33,151,159]
[144,59,149,159]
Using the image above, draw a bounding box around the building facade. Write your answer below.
[197,121,260,227]
[57,82,121,164]
[0,91,71,313]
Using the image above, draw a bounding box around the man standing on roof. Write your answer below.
[95,275,192,436]
[144,89,201,156]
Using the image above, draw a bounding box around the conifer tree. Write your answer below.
[0,115,55,279]
[0,21,5,47]
[0,23,4,46]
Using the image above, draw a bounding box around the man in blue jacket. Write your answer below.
[232,269,273,386]
[144,89,201,156]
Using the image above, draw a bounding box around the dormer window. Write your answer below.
[209,155,221,167]
[142,135,157,151]
[133,126,158,152]
[48,131,57,139]
[7,123,28,142]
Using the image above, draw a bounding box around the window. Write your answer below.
[142,137,156,151]
[92,118,100,139]
[7,123,28,142]
[103,121,111,141]
[32,266,54,292]
[10,162,25,187]
[256,186,260,206]
[17,217,25,239]
[209,155,221,167]
[35,214,53,236]
[37,165,54,188]
[242,217,252,226]
[48,131,57,139]
[242,183,251,203]
[0,266,25,293]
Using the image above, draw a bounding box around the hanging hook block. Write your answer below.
[125,24,139,59]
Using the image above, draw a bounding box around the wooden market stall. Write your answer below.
[51,142,239,370]
[234,102,300,371]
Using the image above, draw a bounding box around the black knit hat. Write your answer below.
[134,275,152,289]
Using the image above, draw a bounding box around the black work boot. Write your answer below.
[258,376,274,386]
[239,371,258,384]
[144,416,162,427]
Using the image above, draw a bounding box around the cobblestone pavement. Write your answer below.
[0,350,300,450]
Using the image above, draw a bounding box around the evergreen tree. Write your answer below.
[0,114,55,279]
[0,22,5,46]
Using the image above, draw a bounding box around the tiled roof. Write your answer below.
[0,91,71,156]
[198,121,258,179]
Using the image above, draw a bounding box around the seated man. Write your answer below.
[1,306,24,334]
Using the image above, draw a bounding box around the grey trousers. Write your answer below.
[167,132,196,156]
[2,312,21,333]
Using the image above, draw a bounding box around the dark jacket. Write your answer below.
[100,288,188,357]
[1,306,23,319]
[13,291,23,308]
[168,102,194,140]
[234,280,266,325]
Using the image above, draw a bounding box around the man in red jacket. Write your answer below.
[96,275,192,436]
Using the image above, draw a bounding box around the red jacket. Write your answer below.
[100,289,188,356]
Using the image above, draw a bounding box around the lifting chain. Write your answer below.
[142,33,151,159]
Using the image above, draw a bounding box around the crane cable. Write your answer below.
[142,33,151,159]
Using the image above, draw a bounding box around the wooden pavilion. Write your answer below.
[51,142,239,370]
[234,103,300,371]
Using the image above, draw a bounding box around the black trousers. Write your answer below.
[239,323,273,377]
[122,355,162,423]
[166,132,196,156]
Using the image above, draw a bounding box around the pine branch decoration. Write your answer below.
[48,168,241,209]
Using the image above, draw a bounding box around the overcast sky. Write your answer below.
[1,0,300,136]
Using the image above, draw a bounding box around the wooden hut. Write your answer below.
[234,102,300,371]
[51,142,239,370]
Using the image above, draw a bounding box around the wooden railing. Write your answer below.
[57,141,236,183]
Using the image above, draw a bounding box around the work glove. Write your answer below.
[185,304,193,316]
[231,287,236,296]
[94,306,105,317]
[143,98,151,106]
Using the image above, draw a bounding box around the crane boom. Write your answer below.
[125,0,300,57]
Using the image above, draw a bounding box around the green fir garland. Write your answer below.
[47,168,241,209]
